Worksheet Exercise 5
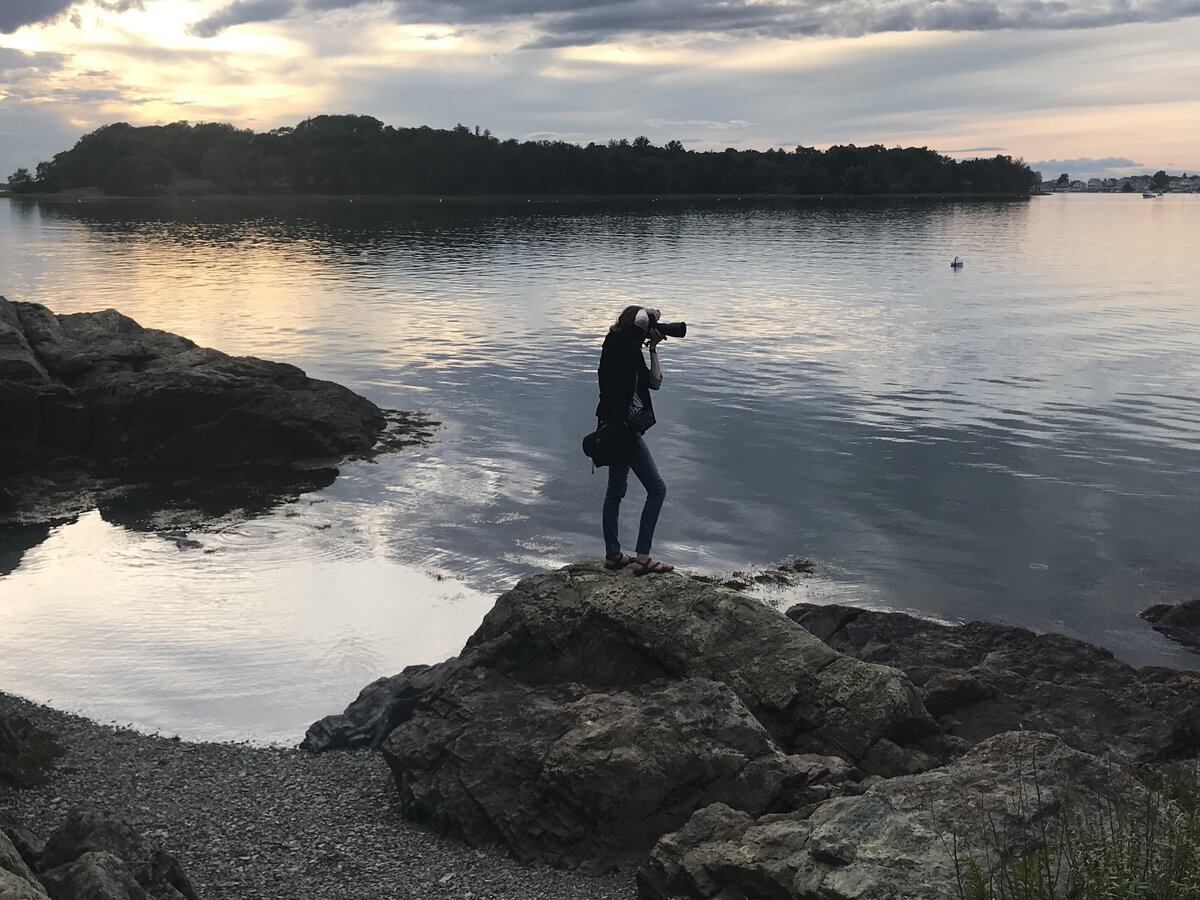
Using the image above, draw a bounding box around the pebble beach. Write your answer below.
[0,692,635,899]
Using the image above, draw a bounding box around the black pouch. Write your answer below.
[582,422,638,468]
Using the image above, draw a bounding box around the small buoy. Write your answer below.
[951,256,963,268]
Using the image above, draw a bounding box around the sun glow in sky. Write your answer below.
[2,0,1199,182]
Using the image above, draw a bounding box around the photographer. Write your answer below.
[595,305,675,575]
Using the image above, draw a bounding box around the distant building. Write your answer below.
[1036,172,1198,194]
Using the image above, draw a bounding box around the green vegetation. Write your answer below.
[5,115,1039,198]
[958,764,1200,900]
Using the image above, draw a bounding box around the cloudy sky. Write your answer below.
[2,0,1199,184]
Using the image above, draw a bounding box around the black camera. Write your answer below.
[648,314,687,340]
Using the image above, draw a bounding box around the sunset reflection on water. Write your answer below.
[2,194,1199,743]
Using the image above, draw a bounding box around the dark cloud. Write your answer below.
[1029,156,1141,170]
[944,146,1007,153]
[0,0,76,33]
[190,0,300,38]
[0,47,68,77]
[0,0,143,33]
[186,0,1200,44]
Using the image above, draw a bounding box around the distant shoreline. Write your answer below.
[1,190,1034,204]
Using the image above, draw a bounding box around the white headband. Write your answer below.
[634,307,661,330]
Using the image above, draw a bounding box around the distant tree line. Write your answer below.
[5,115,1040,198]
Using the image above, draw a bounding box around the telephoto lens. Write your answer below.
[654,321,687,338]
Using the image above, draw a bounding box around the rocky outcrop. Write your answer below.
[1142,597,1200,652]
[0,297,440,574]
[466,566,940,769]
[384,673,860,871]
[0,297,384,474]
[639,730,1148,900]
[788,603,1200,762]
[1,809,197,900]
[0,296,401,534]
[1,827,45,897]
[305,561,938,871]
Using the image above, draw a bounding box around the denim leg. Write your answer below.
[628,437,667,556]
[603,460,630,557]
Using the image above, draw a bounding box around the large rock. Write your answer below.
[1142,597,1200,652]
[0,869,48,900]
[383,671,857,872]
[0,830,44,897]
[38,809,197,900]
[0,297,384,473]
[639,730,1151,900]
[462,563,938,770]
[789,603,1200,762]
[307,561,938,871]
[39,852,147,900]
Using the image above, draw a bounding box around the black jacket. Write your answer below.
[595,330,655,432]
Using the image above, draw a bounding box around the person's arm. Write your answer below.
[647,336,663,390]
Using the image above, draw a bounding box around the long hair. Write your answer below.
[608,305,645,345]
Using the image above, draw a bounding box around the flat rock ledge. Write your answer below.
[0,296,387,524]
[305,562,1200,898]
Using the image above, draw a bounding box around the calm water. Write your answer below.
[2,194,1199,744]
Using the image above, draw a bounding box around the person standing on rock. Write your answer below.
[595,305,674,575]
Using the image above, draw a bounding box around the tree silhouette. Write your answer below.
[8,116,1041,198]
[5,168,34,193]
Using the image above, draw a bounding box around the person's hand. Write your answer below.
[647,328,664,350]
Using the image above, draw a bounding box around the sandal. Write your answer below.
[604,553,636,570]
[632,557,675,576]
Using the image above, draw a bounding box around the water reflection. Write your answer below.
[2,195,1200,742]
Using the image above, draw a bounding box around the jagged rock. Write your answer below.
[0,824,42,874]
[788,603,1200,761]
[39,851,147,900]
[39,810,197,900]
[0,297,383,473]
[308,564,937,771]
[0,302,49,385]
[639,731,1150,900]
[0,296,394,543]
[300,663,447,753]
[0,869,48,900]
[0,830,44,897]
[308,561,939,871]
[382,671,858,872]
[1142,597,1200,652]
[463,562,937,770]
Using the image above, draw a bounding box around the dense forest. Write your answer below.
[5,115,1040,197]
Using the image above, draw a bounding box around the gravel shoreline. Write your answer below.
[1,692,635,899]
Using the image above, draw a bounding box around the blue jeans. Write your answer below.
[603,435,667,557]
